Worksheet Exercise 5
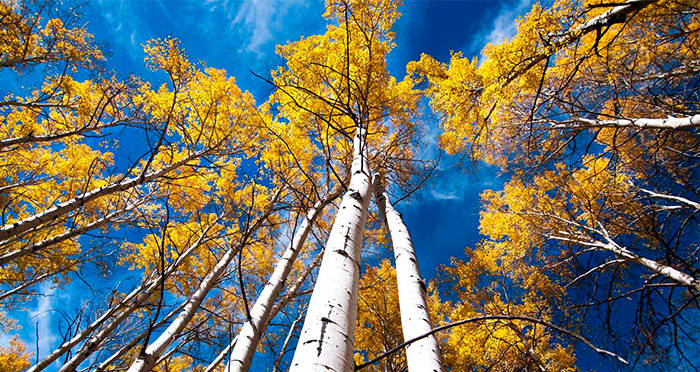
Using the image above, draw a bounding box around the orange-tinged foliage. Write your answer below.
[0,0,103,71]
[0,335,31,372]
[354,259,446,371]
[410,0,699,168]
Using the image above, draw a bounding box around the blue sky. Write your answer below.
[3,0,555,369]
[80,0,531,276]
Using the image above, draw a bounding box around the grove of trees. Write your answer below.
[0,0,697,371]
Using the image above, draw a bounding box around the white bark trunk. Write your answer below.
[288,130,372,372]
[31,277,158,372]
[638,187,700,210]
[556,115,700,130]
[0,149,208,242]
[94,302,188,372]
[549,234,700,291]
[503,0,656,86]
[0,201,140,265]
[600,241,700,292]
[0,120,124,149]
[44,226,212,372]
[272,312,304,372]
[203,336,239,372]
[126,245,240,372]
[204,247,324,372]
[127,186,283,372]
[0,271,54,301]
[226,190,339,371]
[375,185,444,372]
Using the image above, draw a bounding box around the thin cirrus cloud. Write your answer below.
[9,284,59,365]
[203,0,324,58]
[92,0,147,57]
[471,0,533,60]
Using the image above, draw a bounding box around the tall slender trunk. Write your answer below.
[0,120,126,150]
[0,200,141,265]
[126,186,283,372]
[126,244,241,372]
[289,130,372,372]
[0,149,208,242]
[548,234,700,291]
[204,336,239,372]
[556,114,700,130]
[94,302,188,372]
[502,0,656,87]
[272,311,304,372]
[374,181,444,372]
[226,189,340,371]
[0,271,54,301]
[204,246,325,372]
[43,226,213,372]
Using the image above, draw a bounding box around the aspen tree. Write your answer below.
[268,0,419,370]
[225,188,342,371]
[26,223,216,372]
[409,0,698,366]
[126,185,284,372]
[289,129,373,371]
[374,178,444,372]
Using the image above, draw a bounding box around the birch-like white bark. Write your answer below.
[549,234,700,291]
[126,244,240,372]
[375,184,444,372]
[204,247,324,372]
[203,336,239,372]
[572,0,655,34]
[272,311,304,372]
[0,200,141,265]
[288,130,372,372]
[0,272,53,301]
[41,226,212,372]
[30,277,158,372]
[226,189,340,371]
[502,0,656,86]
[554,115,700,130]
[94,302,188,372]
[0,149,208,242]
[0,119,126,149]
[638,187,700,210]
[126,186,283,372]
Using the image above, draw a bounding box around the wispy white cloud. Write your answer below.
[232,0,277,54]
[202,0,315,58]
[429,189,461,201]
[468,0,532,60]
[27,284,58,362]
[94,0,147,57]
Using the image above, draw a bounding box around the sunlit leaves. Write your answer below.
[0,335,31,372]
[0,0,103,71]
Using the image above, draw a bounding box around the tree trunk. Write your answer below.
[288,129,373,372]
[549,234,700,291]
[555,114,700,130]
[0,149,209,242]
[374,182,444,372]
[126,186,282,372]
[126,244,241,372]
[94,302,188,372]
[226,189,340,371]
[0,200,141,265]
[204,246,325,372]
[47,226,213,372]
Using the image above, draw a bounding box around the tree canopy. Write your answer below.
[1,0,697,371]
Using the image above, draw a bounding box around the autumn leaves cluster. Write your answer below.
[1,0,698,370]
